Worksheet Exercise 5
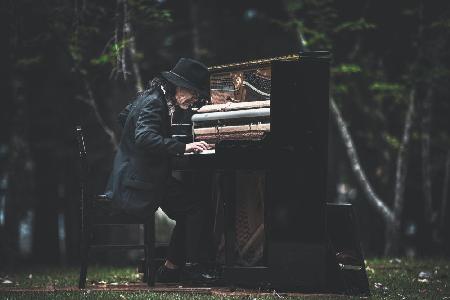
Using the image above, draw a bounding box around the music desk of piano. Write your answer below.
[172,52,330,291]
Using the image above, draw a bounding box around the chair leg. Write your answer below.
[78,231,89,288]
[143,224,149,282]
[145,217,156,286]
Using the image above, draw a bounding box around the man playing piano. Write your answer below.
[105,58,213,283]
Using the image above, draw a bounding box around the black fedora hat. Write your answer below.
[161,58,210,97]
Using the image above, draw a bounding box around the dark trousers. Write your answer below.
[159,176,205,266]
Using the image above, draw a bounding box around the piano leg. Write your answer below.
[222,170,236,267]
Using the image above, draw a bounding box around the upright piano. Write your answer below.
[172,51,330,291]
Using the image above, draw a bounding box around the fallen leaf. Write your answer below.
[374,282,383,289]
[272,290,284,298]
[374,282,388,291]
[418,271,432,280]
[397,293,406,300]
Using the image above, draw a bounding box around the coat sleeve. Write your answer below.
[134,97,186,155]
[118,102,133,128]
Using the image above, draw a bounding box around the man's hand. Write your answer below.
[185,141,213,153]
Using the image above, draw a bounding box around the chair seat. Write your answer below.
[92,195,149,224]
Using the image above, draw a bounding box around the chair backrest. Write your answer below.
[76,126,88,174]
[75,126,92,221]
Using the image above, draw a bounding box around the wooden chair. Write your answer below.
[75,125,156,288]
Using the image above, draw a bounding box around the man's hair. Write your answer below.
[149,76,175,97]
[148,75,176,114]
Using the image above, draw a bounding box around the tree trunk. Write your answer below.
[386,88,416,255]
[421,87,433,223]
[384,219,401,256]
[331,98,394,222]
[4,76,35,265]
[32,153,60,264]
[189,0,202,60]
[421,86,437,253]
[441,150,450,231]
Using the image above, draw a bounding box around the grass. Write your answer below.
[1,258,449,299]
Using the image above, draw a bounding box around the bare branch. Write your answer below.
[121,0,128,81]
[115,0,122,79]
[331,97,395,223]
[123,0,143,92]
[68,1,119,152]
[348,0,371,60]
[282,0,308,51]
[78,78,119,151]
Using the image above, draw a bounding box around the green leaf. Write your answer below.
[285,0,303,13]
[431,18,450,30]
[334,84,349,94]
[16,56,43,68]
[333,64,362,74]
[90,54,110,65]
[369,82,405,93]
[334,18,376,33]
[384,133,401,150]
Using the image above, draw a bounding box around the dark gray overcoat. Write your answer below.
[105,87,185,216]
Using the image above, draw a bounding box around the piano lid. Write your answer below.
[208,54,299,73]
[207,51,330,73]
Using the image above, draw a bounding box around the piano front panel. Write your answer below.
[268,56,329,283]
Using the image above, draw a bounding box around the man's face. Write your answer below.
[175,87,198,110]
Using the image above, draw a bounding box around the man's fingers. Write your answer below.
[199,141,214,150]
[195,142,208,150]
[193,144,205,152]
[186,141,215,153]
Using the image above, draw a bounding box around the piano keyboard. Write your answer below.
[184,149,216,155]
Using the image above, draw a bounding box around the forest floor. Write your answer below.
[0,258,449,299]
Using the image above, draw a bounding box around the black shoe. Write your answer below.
[181,263,218,285]
[155,265,181,283]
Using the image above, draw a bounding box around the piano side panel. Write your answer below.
[268,57,329,288]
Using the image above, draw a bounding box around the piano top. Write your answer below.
[207,51,330,73]
[208,54,299,73]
